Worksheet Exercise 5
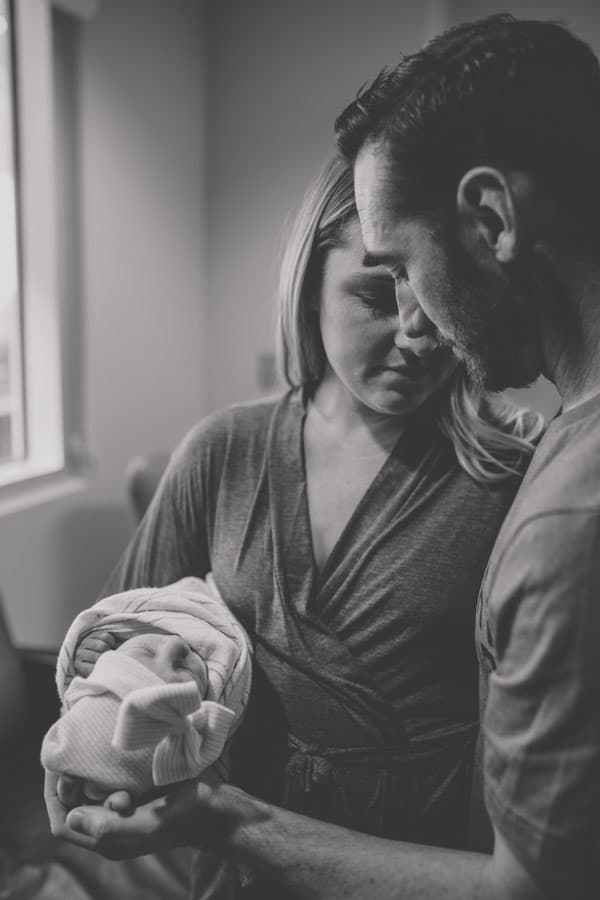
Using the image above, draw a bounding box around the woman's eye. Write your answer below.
[355,291,397,318]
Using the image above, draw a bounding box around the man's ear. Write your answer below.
[456,166,519,264]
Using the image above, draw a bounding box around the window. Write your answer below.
[0,1,24,465]
[0,0,66,491]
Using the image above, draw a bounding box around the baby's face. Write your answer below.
[117,634,208,695]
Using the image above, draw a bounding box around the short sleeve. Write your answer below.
[483,510,600,898]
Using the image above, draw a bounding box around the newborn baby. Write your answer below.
[41,576,252,803]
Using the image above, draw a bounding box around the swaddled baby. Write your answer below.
[41,576,252,803]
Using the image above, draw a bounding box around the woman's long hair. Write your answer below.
[276,156,544,483]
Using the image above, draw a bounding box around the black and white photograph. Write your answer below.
[0,1,598,898]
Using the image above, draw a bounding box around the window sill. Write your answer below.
[0,469,87,517]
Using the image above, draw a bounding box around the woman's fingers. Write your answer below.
[56,772,85,808]
[44,770,94,848]
[44,769,66,832]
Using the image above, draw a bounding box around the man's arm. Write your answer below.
[46,772,544,900]
[221,786,543,900]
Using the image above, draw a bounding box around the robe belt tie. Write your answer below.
[285,747,336,792]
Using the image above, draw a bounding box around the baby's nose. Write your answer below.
[161,635,189,664]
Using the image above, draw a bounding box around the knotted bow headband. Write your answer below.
[113,679,235,785]
[42,649,235,795]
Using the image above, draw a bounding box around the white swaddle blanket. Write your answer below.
[43,576,252,795]
[57,575,251,713]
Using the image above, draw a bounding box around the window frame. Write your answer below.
[0,0,97,500]
[0,0,64,489]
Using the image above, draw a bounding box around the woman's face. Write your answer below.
[118,633,208,695]
[318,218,459,417]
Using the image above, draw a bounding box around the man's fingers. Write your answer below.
[105,790,135,813]
[67,804,158,837]
[44,776,219,862]
[65,800,167,859]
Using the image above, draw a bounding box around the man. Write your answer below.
[46,15,600,899]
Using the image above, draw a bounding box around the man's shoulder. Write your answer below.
[492,404,600,546]
[478,400,600,899]
[485,489,600,621]
[480,412,600,651]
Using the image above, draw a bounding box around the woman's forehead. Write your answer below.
[325,218,393,280]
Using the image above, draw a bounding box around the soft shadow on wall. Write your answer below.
[50,503,133,627]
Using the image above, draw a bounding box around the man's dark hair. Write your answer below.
[335,14,600,250]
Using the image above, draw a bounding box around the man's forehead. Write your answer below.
[354,146,401,241]
[353,155,406,265]
[354,147,387,213]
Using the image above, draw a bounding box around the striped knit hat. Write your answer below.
[41,649,234,798]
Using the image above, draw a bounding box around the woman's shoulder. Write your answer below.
[174,390,295,462]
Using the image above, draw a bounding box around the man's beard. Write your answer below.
[437,236,543,392]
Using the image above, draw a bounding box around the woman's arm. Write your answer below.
[102,423,213,597]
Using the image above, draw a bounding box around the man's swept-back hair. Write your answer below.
[336,14,600,252]
[277,155,544,484]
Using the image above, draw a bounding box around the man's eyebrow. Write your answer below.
[345,271,393,284]
[362,251,397,268]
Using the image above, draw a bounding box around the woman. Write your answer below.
[48,156,542,888]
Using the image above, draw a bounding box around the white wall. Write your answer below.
[451,0,600,36]
[204,0,433,410]
[0,0,207,645]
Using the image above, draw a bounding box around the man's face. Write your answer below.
[354,143,543,391]
[317,217,458,419]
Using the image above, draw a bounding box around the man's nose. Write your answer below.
[394,296,438,356]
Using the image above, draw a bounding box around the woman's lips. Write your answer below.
[375,365,427,383]
[379,362,431,376]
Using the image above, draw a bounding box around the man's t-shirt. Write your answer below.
[477,392,600,898]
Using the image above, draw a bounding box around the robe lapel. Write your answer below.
[260,392,408,745]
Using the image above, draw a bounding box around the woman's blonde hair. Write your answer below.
[276,156,544,483]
